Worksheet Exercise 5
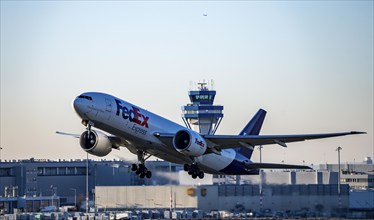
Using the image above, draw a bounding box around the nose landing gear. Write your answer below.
[184,163,204,179]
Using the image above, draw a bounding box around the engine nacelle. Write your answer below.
[79,130,112,157]
[173,129,207,157]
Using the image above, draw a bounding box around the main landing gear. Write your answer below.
[184,163,204,179]
[131,151,152,179]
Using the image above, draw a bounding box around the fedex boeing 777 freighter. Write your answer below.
[58,92,365,179]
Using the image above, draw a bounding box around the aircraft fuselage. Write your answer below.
[73,92,257,175]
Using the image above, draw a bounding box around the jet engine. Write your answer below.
[173,129,207,157]
[79,130,112,157]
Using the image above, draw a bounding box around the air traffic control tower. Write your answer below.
[182,80,223,135]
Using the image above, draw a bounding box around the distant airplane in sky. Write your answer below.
[57,92,365,179]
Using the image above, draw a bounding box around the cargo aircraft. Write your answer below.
[58,92,365,179]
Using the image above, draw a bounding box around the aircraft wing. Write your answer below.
[154,131,365,150]
[56,131,80,138]
[204,131,366,149]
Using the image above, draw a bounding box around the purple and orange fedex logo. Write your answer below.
[195,138,205,148]
[115,99,149,128]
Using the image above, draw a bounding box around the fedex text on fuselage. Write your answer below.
[115,99,149,134]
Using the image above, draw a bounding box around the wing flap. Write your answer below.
[153,132,175,146]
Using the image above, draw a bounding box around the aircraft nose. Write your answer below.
[73,94,94,116]
[73,96,84,115]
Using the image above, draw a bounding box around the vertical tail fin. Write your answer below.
[237,109,267,159]
[239,109,267,136]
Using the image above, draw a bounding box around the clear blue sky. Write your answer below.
[1,1,373,165]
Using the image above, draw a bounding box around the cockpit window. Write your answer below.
[78,95,93,101]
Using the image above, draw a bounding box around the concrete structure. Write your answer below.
[1,159,133,201]
[95,184,349,214]
[215,170,339,185]
[0,196,60,213]
[0,159,181,213]
[320,162,374,174]
[211,162,374,189]
[320,162,374,189]
[340,173,374,189]
[350,189,374,210]
[96,185,197,210]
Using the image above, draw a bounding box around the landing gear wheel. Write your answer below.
[184,164,190,172]
[138,164,145,170]
[136,164,145,175]
[185,163,205,179]
[131,151,153,179]
[198,171,204,179]
[146,171,152,178]
[131,164,138,171]
[136,169,141,175]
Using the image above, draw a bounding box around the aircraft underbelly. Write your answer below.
[197,149,236,174]
[92,118,191,164]
[149,149,192,164]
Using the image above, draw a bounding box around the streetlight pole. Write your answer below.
[336,147,342,195]
[258,145,263,163]
[169,162,172,218]
[50,185,54,207]
[259,145,264,211]
[258,145,264,208]
[336,146,342,210]
[70,188,77,208]
[86,153,89,213]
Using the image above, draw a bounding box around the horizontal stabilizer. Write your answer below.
[244,162,312,170]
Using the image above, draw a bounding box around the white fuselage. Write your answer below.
[72,92,362,176]
[73,92,242,174]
